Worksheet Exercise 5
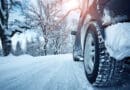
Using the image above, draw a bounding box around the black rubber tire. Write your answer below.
[73,45,80,61]
[73,55,79,61]
[83,26,124,87]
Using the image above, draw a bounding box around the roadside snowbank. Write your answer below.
[105,23,130,60]
[0,53,72,62]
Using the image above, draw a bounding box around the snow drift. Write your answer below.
[105,23,130,60]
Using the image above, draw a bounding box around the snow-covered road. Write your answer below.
[0,54,129,90]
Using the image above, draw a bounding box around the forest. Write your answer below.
[0,0,80,56]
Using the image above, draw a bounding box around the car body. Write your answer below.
[72,0,130,86]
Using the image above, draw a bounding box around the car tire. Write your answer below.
[73,45,80,61]
[83,26,124,87]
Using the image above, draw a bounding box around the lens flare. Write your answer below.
[63,0,80,11]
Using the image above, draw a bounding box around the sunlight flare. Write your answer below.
[63,0,80,11]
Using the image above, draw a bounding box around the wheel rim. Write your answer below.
[84,33,96,74]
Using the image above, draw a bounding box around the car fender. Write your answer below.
[80,20,103,51]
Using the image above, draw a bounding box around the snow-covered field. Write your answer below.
[0,54,129,90]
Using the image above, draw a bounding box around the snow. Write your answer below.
[102,9,112,25]
[9,2,25,23]
[0,54,129,90]
[0,54,90,90]
[105,23,130,60]
[11,30,43,52]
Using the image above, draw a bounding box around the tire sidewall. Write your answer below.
[83,26,100,84]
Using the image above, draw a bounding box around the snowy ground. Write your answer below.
[0,54,130,90]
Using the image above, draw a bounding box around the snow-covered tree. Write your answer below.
[0,0,81,56]
[27,0,62,55]
[0,0,12,56]
[27,0,80,55]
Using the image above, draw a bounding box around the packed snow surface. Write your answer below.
[0,54,129,90]
[105,23,130,60]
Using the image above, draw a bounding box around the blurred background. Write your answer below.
[0,0,82,56]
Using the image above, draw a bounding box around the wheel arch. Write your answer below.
[81,21,101,52]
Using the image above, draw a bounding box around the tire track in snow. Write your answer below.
[0,54,129,90]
